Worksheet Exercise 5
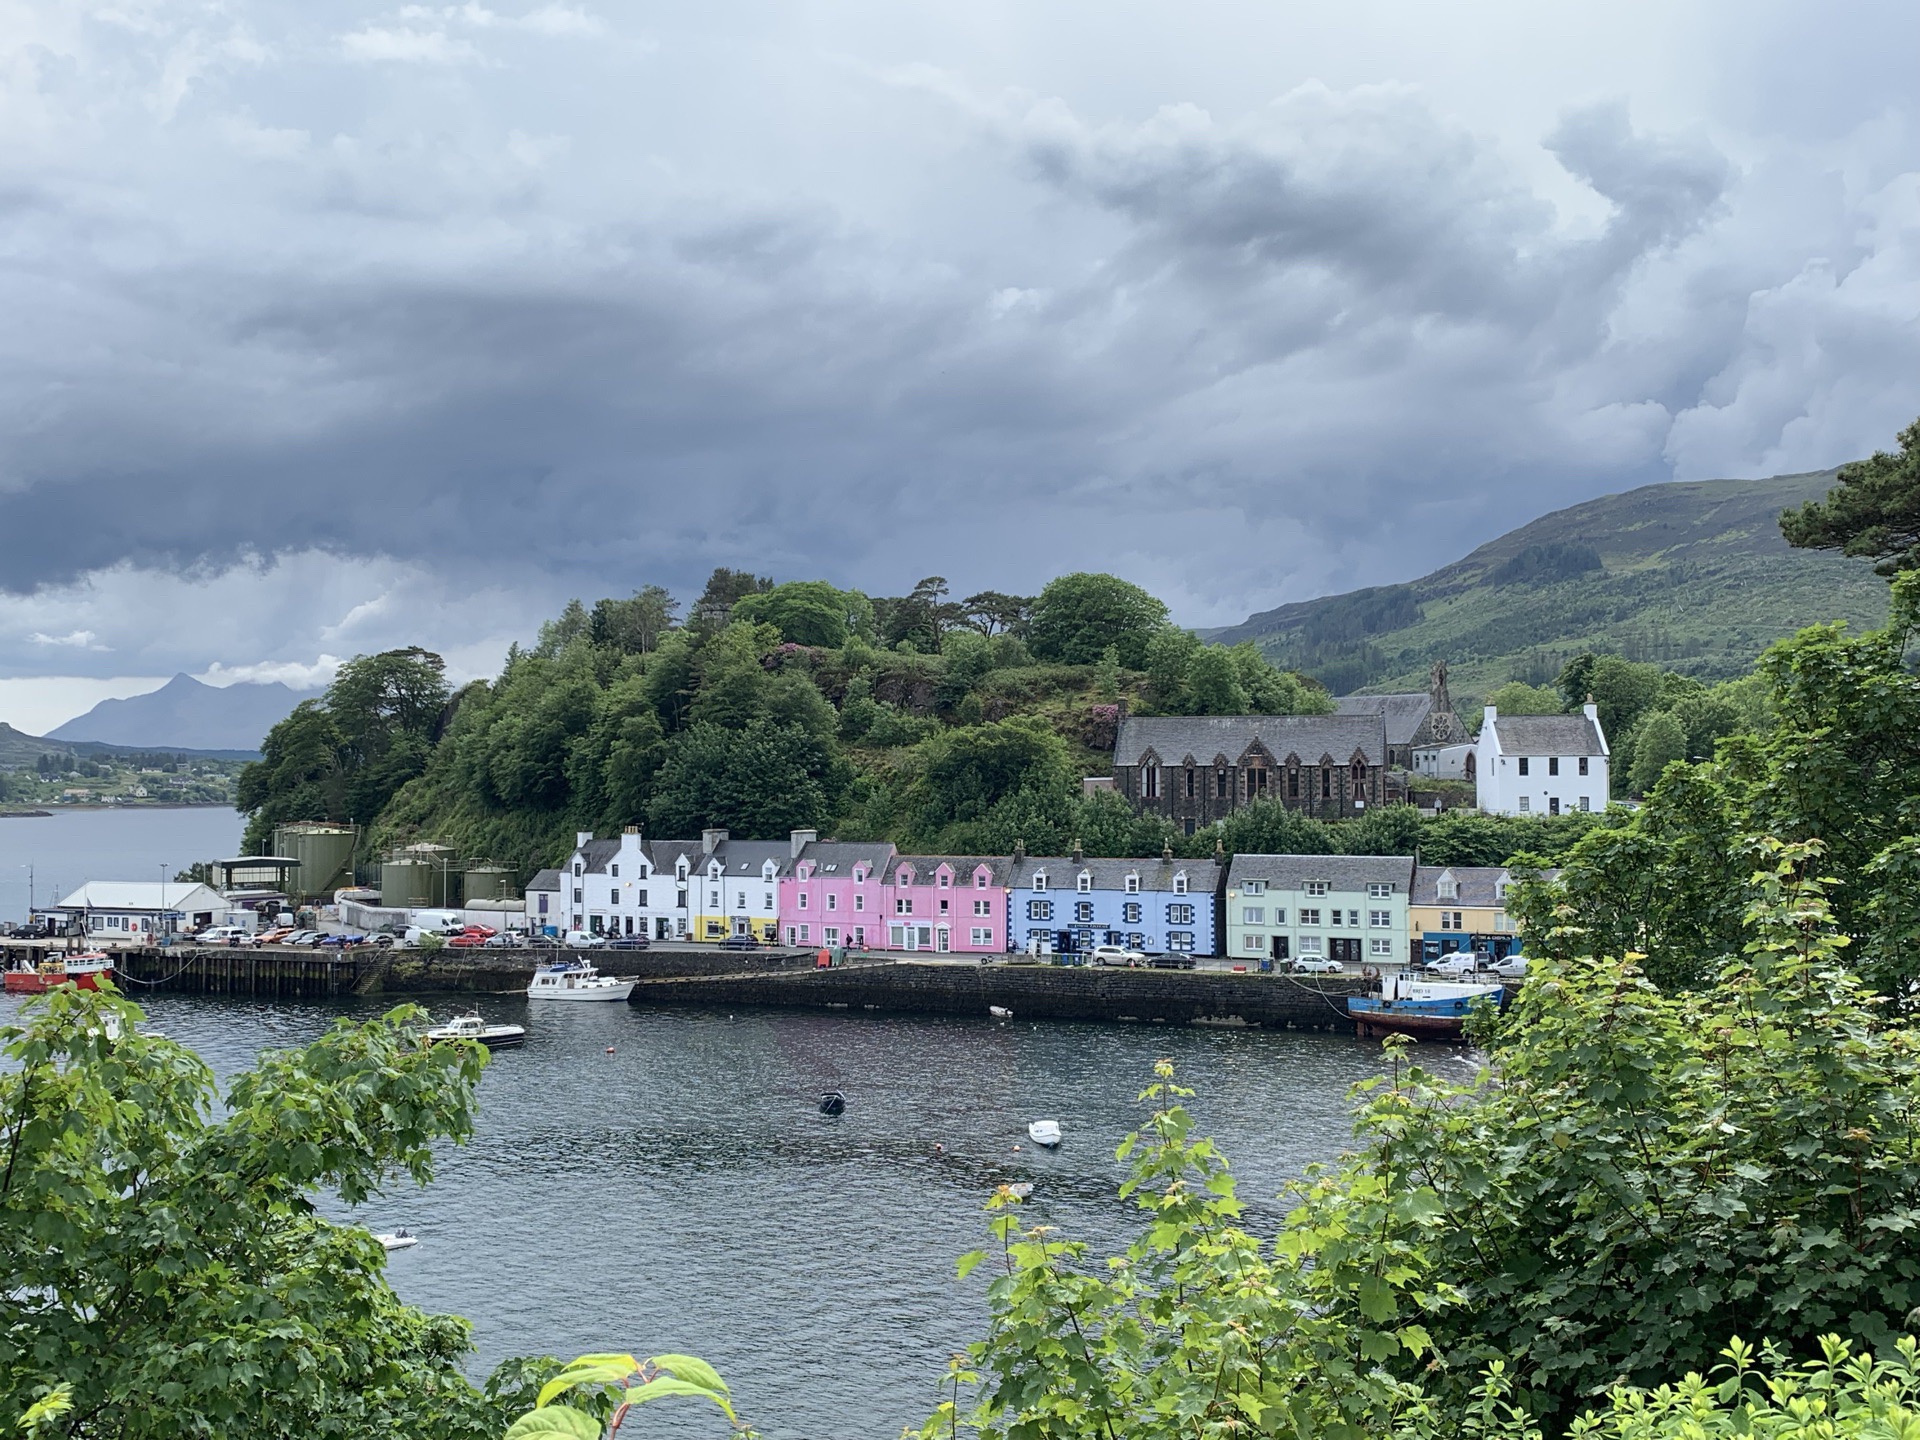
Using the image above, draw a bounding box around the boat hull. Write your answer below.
[527,981,637,1002]
[1348,988,1502,1040]
[5,957,114,994]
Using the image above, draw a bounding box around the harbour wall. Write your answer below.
[628,961,1365,1029]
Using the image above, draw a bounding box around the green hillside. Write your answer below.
[1210,469,1889,698]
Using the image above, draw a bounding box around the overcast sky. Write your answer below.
[2,0,1917,732]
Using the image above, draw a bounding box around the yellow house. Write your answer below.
[1409,865,1520,963]
[691,836,788,943]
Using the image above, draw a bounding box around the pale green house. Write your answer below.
[1223,853,1414,968]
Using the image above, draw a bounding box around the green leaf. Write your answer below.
[504,1404,603,1440]
[648,1353,730,1395]
[623,1376,738,1421]
[538,1362,635,1407]
[956,1249,989,1281]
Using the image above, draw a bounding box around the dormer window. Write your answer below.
[1437,875,1458,900]
[898,866,914,886]
[1173,873,1188,895]
[1243,879,1266,896]
[1033,871,1048,893]
[1304,880,1329,897]
[1077,872,1092,893]
[937,871,951,888]
[974,870,988,889]
[853,865,868,883]
[1124,874,1140,894]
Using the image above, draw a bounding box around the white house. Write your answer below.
[56,881,228,939]
[556,826,677,941]
[688,829,789,944]
[1412,741,1477,780]
[1476,703,1609,816]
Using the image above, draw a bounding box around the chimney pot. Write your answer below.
[1013,839,1026,863]
[1071,838,1083,864]
[789,827,818,859]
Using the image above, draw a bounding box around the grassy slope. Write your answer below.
[1211,469,1889,699]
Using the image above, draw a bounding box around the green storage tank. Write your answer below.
[464,864,518,902]
[380,856,432,910]
[398,843,461,907]
[273,822,359,900]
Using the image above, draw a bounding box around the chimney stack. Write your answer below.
[1013,839,1026,863]
[1071,838,1084,864]
[576,831,593,850]
[702,827,728,855]
[789,827,818,859]
[1162,842,1173,861]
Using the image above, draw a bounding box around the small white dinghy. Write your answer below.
[422,1012,526,1049]
[376,1229,419,1252]
[1027,1119,1062,1148]
[989,1005,1013,1019]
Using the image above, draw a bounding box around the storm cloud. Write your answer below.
[1,0,1918,707]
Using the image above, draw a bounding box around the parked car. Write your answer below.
[561,929,608,949]
[321,933,368,948]
[1428,953,1484,978]
[446,932,489,948]
[1147,953,1197,970]
[1289,956,1346,975]
[257,926,294,945]
[1089,944,1146,967]
[196,926,253,947]
[482,932,524,949]
[718,935,760,951]
[606,935,651,950]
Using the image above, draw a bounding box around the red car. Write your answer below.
[447,932,490,948]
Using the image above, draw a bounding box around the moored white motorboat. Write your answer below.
[376,1229,419,1251]
[422,1012,526,1049]
[989,1005,1013,1019]
[527,959,636,1003]
[1027,1119,1062,1148]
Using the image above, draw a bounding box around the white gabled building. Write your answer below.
[556,826,677,941]
[1476,703,1609,816]
[56,881,228,939]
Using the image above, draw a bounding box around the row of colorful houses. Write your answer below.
[525,827,1523,961]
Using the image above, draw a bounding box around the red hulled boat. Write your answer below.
[5,951,116,995]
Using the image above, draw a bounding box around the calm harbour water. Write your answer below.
[0,805,243,918]
[0,808,1453,1438]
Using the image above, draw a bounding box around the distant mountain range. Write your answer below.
[44,674,302,754]
[1207,468,1889,700]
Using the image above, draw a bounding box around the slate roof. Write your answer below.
[1490,712,1606,756]
[793,841,897,877]
[570,838,620,875]
[648,839,706,876]
[1334,693,1433,747]
[526,868,562,893]
[1007,855,1223,893]
[704,839,793,876]
[1411,865,1509,908]
[1224,853,1415,893]
[891,854,1017,885]
[1114,714,1388,768]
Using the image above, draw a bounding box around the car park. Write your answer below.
[1289,957,1346,975]
[1088,944,1146,967]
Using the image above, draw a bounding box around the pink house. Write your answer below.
[878,855,1009,955]
[779,841,896,951]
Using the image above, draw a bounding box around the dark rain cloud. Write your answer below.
[0,0,1917,689]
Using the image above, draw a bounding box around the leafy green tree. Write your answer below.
[236,701,344,851]
[646,720,847,838]
[1628,709,1687,793]
[1781,415,1920,576]
[1027,573,1170,667]
[1484,681,1562,715]
[1142,626,1201,710]
[687,567,772,633]
[590,585,679,654]
[732,581,864,648]
[875,577,961,653]
[960,591,1033,637]
[686,622,782,730]
[0,988,503,1439]
[905,718,1076,842]
[1184,645,1249,714]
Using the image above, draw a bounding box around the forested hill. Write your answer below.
[1209,468,1889,697]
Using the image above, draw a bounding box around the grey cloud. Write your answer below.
[0,0,1916,689]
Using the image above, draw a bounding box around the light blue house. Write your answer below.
[1005,846,1222,957]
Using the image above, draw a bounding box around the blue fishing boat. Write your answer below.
[1348,976,1505,1039]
